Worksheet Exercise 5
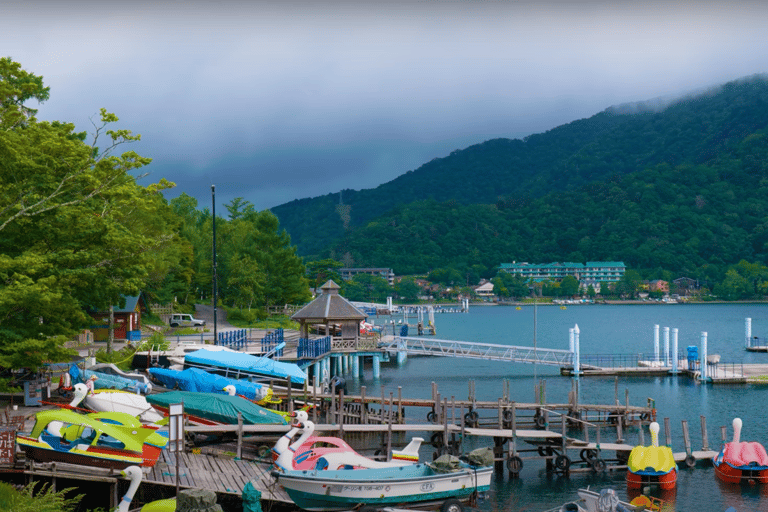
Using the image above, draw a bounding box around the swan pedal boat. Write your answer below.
[67,383,165,424]
[626,422,677,490]
[273,411,422,471]
[17,408,166,470]
[714,418,768,483]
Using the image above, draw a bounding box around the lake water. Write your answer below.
[348,304,768,512]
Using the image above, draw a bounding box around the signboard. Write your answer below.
[0,428,16,465]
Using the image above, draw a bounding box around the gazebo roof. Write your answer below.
[292,280,366,322]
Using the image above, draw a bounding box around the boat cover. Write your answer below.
[145,391,287,425]
[722,441,768,468]
[184,349,306,385]
[69,365,150,393]
[148,367,270,401]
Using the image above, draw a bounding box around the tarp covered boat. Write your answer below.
[70,364,152,393]
[145,390,287,426]
[148,367,272,402]
[183,348,306,386]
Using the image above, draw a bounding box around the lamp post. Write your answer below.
[212,185,217,345]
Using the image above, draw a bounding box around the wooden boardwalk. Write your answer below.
[145,450,291,503]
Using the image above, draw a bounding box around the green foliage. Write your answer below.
[0,481,83,512]
[0,59,181,368]
[274,75,768,258]
[395,277,421,302]
[340,273,392,302]
[492,272,530,299]
[226,307,267,326]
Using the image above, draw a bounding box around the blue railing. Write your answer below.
[261,328,284,356]
[298,336,331,359]
[216,329,248,349]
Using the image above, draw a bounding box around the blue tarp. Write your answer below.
[148,367,270,401]
[184,349,306,385]
[69,365,151,393]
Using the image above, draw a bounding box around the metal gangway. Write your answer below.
[380,336,573,366]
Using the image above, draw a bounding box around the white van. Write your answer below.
[169,313,206,327]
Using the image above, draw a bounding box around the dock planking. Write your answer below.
[145,450,292,503]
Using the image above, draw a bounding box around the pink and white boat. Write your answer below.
[273,411,422,471]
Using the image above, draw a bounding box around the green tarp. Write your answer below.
[146,391,287,425]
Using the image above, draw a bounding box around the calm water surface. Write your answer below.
[347,304,768,512]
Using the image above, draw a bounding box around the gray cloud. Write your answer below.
[4,0,768,212]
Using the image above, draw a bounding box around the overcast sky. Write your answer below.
[4,0,768,213]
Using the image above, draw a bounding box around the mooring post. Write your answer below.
[339,389,345,435]
[616,414,624,445]
[682,420,692,456]
[397,387,403,423]
[701,415,710,451]
[330,386,336,424]
[451,396,456,426]
[664,417,671,446]
[287,377,292,413]
[237,412,243,459]
[386,392,393,461]
[672,328,679,374]
[498,398,503,428]
[361,386,367,424]
[443,398,449,452]
[639,424,645,446]
[721,425,727,443]
[435,393,441,424]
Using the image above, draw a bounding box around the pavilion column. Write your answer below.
[351,355,359,378]
[372,355,380,379]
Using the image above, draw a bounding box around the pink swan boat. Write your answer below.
[714,417,768,484]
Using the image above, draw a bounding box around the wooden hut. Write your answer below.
[291,280,373,352]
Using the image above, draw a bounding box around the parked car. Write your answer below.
[169,313,205,327]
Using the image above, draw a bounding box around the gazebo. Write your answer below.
[291,280,382,381]
[291,280,370,351]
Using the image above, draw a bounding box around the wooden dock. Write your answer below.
[145,450,291,503]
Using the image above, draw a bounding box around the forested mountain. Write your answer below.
[272,75,768,259]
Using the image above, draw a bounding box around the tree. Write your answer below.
[0,59,180,367]
[560,275,580,297]
[341,274,391,302]
[491,271,529,299]
[304,259,343,290]
[615,270,642,299]
[395,277,421,302]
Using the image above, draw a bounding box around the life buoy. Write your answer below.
[430,432,444,448]
[427,411,436,422]
[685,455,696,468]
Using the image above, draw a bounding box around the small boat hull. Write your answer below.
[626,467,677,490]
[273,463,492,511]
[17,436,144,470]
[714,460,768,484]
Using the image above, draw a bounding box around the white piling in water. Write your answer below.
[672,328,679,374]
[664,326,670,366]
[569,327,575,354]
[746,317,752,348]
[701,331,708,381]
[573,324,580,378]
[654,324,660,364]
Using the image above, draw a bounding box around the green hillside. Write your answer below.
[271,74,768,259]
